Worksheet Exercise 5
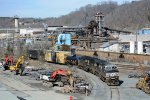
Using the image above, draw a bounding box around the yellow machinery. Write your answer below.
[136,73,150,94]
[9,56,24,71]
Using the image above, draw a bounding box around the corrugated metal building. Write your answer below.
[139,28,150,35]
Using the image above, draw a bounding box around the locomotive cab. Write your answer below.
[104,64,119,85]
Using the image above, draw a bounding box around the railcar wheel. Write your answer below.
[106,80,111,86]
[116,81,120,86]
[89,69,93,73]
[99,75,102,80]
[100,76,105,82]
[94,71,98,76]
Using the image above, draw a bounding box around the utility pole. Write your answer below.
[6,29,8,44]
[13,32,14,55]
[136,31,138,53]
[84,11,87,26]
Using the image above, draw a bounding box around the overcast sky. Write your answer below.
[0,0,138,18]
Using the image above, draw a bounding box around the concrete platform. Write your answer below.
[0,83,18,100]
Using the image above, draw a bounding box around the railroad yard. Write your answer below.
[1,1,150,100]
[0,59,150,100]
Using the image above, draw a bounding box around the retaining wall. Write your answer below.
[76,50,150,65]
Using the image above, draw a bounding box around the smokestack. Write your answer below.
[14,15,19,33]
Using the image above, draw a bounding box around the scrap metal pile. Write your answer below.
[128,72,145,78]
[24,67,52,80]
[23,67,92,94]
[61,75,91,95]
[128,64,150,78]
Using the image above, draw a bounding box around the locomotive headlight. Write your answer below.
[110,73,118,77]
[115,73,119,76]
[110,73,115,77]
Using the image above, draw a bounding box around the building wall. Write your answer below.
[99,44,119,52]
[146,47,150,54]
[113,34,150,42]
[20,29,32,36]
[20,28,44,36]
[139,28,150,35]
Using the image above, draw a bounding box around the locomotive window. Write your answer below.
[96,63,99,67]
[102,66,105,70]
[105,67,111,70]
[106,69,119,73]
[112,66,117,69]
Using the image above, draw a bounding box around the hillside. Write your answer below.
[105,0,150,31]
[0,0,150,32]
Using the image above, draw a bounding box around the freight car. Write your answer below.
[45,50,71,64]
[28,50,41,59]
[66,55,119,86]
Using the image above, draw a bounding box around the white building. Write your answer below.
[113,34,150,54]
[98,41,119,52]
[20,28,44,36]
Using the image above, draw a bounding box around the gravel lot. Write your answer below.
[0,60,150,100]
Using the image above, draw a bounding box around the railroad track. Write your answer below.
[111,62,150,70]
[118,66,150,71]
[110,86,120,100]
[76,68,111,100]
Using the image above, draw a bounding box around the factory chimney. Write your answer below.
[14,15,19,33]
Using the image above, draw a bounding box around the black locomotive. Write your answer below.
[66,55,119,86]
